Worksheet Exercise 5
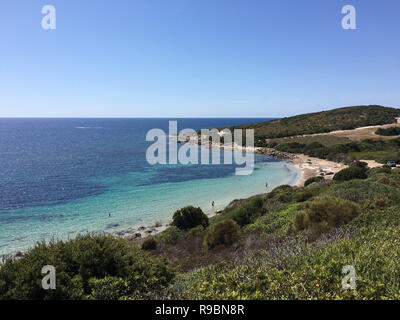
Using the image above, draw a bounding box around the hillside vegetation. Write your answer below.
[3,163,400,299]
[225,105,400,140]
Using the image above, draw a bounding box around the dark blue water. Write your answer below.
[0,118,271,210]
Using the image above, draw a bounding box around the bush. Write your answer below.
[141,237,158,250]
[376,127,400,136]
[295,191,314,202]
[172,206,209,230]
[293,196,360,234]
[0,234,174,300]
[229,197,264,226]
[377,176,398,187]
[304,176,325,187]
[333,166,368,181]
[325,179,400,205]
[187,225,205,237]
[350,161,369,170]
[89,277,130,300]
[204,220,239,250]
[156,226,186,245]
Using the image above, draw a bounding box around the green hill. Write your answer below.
[225,105,400,139]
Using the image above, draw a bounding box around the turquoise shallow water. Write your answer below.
[0,118,300,255]
[0,156,300,255]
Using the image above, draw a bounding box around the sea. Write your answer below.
[0,118,300,256]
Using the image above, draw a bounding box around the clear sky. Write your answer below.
[0,0,399,117]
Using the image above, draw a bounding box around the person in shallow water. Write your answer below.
[108,212,111,217]
[212,201,214,208]
[266,182,268,191]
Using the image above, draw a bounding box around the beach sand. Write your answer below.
[290,154,348,187]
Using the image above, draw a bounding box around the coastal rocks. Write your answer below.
[126,233,142,241]
[256,148,296,160]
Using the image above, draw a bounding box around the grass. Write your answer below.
[224,105,400,140]
[270,135,351,147]
[348,151,400,163]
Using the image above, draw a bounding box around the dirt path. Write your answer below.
[300,118,400,141]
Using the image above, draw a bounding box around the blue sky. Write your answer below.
[0,0,399,117]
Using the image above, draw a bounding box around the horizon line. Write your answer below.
[0,116,281,119]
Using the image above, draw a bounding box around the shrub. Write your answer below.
[325,179,400,204]
[304,176,325,187]
[0,234,174,300]
[377,176,398,187]
[350,161,369,170]
[333,166,368,181]
[381,165,393,173]
[293,196,360,234]
[172,206,209,230]
[295,191,314,202]
[187,225,205,237]
[372,195,390,209]
[204,220,239,250]
[88,277,130,300]
[156,226,186,245]
[376,127,400,136]
[229,197,264,226]
[141,237,158,250]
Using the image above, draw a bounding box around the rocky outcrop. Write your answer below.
[255,148,296,160]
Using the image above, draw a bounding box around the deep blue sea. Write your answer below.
[0,118,300,255]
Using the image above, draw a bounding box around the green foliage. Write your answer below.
[377,176,399,187]
[187,225,205,237]
[225,105,400,139]
[172,206,209,230]
[88,277,131,300]
[376,127,400,136]
[324,179,400,204]
[293,196,360,233]
[141,237,158,250]
[333,166,367,181]
[271,135,351,147]
[275,137,400,164]
[0,234,174,300]
[304,176,325,187]
[295,191,314,202]
[168,203,400,300]
[225,197,265,226]
[156,226,186,245]
[204,219,239,250]
[244,203,302,236]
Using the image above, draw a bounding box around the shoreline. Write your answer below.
[3,146,343,256]
[254,147,347,186]
[119,144,350,242]
[203,140,347,187]
[118,147,308,243]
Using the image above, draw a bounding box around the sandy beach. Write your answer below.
[289,154,348,187]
